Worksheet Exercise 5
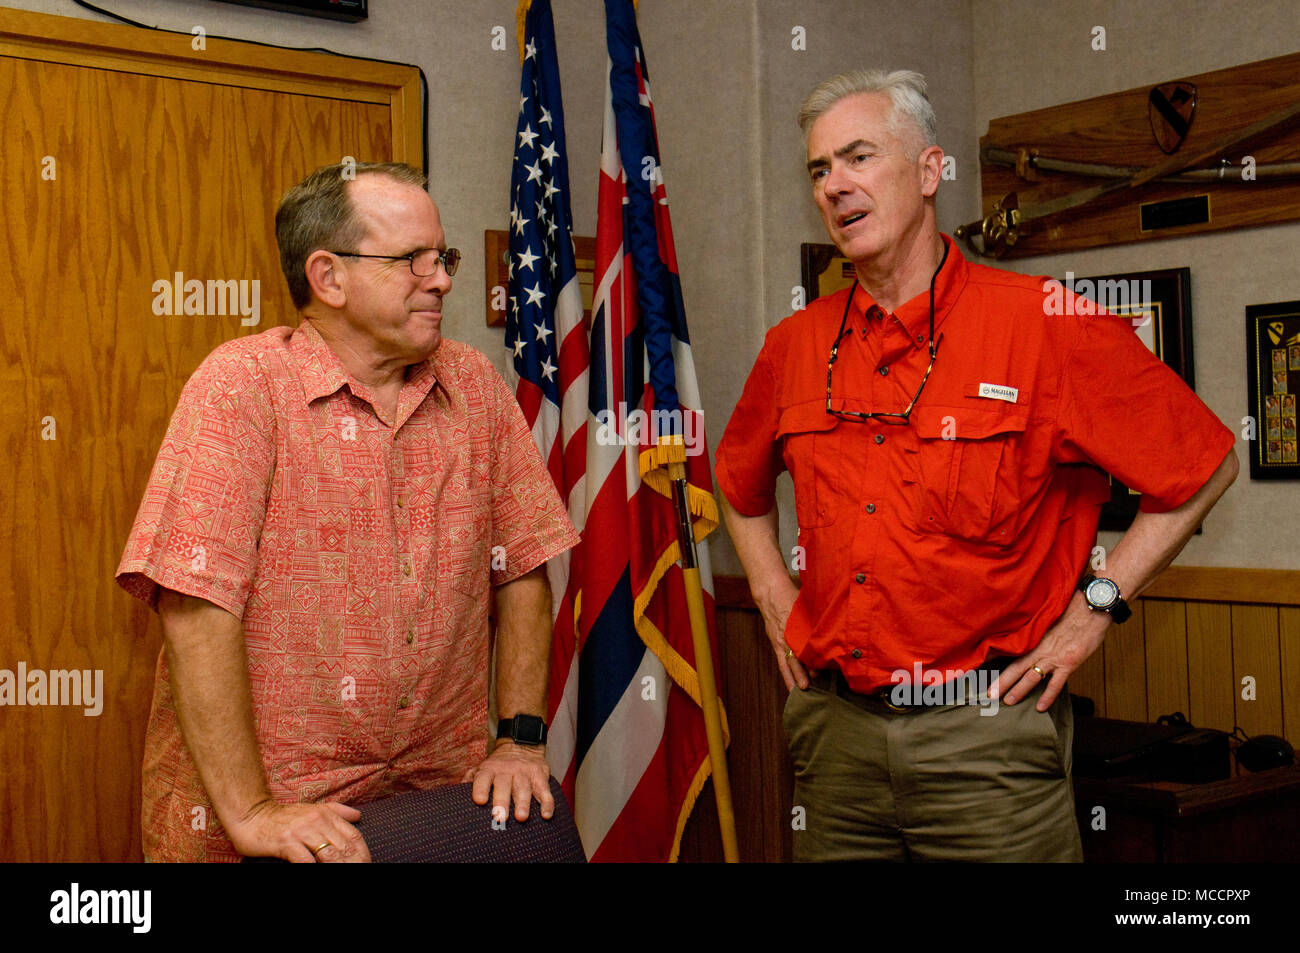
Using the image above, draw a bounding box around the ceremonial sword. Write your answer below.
[955,98,1300,258]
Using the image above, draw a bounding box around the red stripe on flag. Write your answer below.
[587,685,711,863]
[514,378,545,432]
[574,458,631,639]
[562,428,586,496]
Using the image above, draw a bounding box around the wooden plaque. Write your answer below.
[977,51,1300,258]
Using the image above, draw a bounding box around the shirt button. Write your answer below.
[406,628,415,644]
[865,503,876,514]
[879,365,889,376]
[916,334,924,343]
[398,695,409,709]
[397,498,405,508]
[875,434,885,444]
[402,561,411,576]
[855,573,866,583]
[851,648,863,659]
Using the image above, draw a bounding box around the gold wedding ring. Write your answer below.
[785,648,794,660]
[1031,665,1045,676]
[311,841,332,854]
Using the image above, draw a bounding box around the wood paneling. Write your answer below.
[682,570,1300,862]
[1069,636,1106,714]
[679,602,794,862]
[1231,605,1284,738]
[1143,567,1300,606]
[1186,602,1236,732]
[1144,599,1189,719]
[1281,608,1300,743]
[1,9,420,862]
[1104,599,1149,722]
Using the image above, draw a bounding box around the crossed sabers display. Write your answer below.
[956,99,1300,258]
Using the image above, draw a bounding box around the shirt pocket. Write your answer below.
[775,402,841,530]
[902,405,1029,545]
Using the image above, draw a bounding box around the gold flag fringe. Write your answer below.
[669,746,715,862]
[515,0,532,65]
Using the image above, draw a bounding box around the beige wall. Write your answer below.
[13,0,1296,571]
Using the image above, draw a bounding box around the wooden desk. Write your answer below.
[1073,764,1300,862]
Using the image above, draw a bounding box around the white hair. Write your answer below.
[797,69,938,154]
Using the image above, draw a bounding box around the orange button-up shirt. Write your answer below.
[117,319,579,862]
[716,236,1233,693]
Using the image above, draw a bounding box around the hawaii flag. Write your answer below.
[541,0,728,862]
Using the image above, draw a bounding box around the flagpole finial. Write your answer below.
[517,1,639,66]
[516,0,533,65]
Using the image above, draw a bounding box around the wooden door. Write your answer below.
[0,8,423,861]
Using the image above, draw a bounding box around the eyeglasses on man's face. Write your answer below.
[328,247,461,277]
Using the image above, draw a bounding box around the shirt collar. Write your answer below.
[290,319,439,408]
[848,233,970,350]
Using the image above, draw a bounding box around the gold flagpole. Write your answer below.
[664,441,739,862]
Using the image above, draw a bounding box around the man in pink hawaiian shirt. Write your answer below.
[117,162,579,862]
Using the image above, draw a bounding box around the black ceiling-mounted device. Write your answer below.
[213,0,368,23]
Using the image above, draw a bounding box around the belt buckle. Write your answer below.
[874,688,917,713]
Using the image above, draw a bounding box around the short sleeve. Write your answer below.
[482,360,580,586]
[1055,309,1234,513]
[115,349,276,616]
[715,336,784,516]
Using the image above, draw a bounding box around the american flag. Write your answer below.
[505,0,589,798]
[539,0,728,862]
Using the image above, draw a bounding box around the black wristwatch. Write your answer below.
[497,714,548,746]
[1077,573,1132,623]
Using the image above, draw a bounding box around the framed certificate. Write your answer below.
[1246,300,1300,480]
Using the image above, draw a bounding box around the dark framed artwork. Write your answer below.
[483,228,596,328]
[1245,300,1300,480]
[800,242,855,303]
[1065,268,1195,531]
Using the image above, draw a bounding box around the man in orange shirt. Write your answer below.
[117,162,579,862]
[716,71,1238,861]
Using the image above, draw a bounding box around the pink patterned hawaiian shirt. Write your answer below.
[117,319,578,862]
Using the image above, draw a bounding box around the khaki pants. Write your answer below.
[783,676,1084,862]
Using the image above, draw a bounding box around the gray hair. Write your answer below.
[797,69,937,154]
[275,161,428,309]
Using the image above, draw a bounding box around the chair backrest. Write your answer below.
[245,778,587,863]
[361,777,587,862]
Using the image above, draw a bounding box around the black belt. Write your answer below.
[810,656,1013,714]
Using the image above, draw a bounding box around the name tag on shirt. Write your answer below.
[977,382,1019,404]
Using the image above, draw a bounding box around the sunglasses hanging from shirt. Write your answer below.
[825,240,949,425]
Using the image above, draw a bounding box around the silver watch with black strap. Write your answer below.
[1077,573,1132,623]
